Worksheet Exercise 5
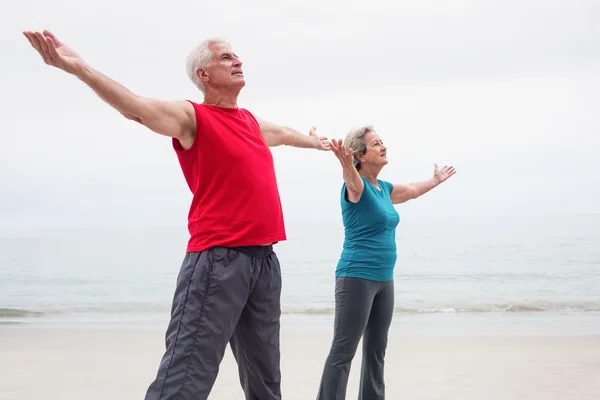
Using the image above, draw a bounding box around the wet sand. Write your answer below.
[1,326,599,399]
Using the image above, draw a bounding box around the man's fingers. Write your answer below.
[23,32,36,49]
[23,30,65,66]
[34,31,52,62]
[36,32,52,58]
[26,32,49,62]
[42,30,62,47]
[45,36,62,63]
[24,32,38,48]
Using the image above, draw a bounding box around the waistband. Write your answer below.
[229,244,274,258]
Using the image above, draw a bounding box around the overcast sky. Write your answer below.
[1,0,599,233]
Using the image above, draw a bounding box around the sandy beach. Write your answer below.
[1,326,599,400]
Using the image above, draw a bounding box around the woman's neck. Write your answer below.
[359,168,380,188]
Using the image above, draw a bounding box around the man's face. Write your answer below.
[198,43,245,93]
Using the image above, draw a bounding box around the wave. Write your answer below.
[2,302,599,320]
[282,302,600,315]
[0,308,44,318]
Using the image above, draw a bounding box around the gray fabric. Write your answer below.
[317,277,394,400]
[144,245,282,400]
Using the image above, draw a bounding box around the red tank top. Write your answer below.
[173,102,286,252]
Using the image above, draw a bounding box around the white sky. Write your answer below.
[1,0,599,232]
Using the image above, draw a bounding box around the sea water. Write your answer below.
[1,214,599,336]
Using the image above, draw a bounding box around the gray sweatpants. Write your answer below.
[317,277,395,400]
[144,245,282,400]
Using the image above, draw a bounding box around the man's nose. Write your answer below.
[233,58,243,67]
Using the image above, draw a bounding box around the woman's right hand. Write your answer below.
[330,139,355,170]
[331,139,364,203]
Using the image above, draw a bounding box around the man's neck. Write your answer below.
[202,90,239,108]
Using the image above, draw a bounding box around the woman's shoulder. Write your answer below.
[377,179,393,194]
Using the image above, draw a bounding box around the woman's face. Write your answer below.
[358,130,388,168]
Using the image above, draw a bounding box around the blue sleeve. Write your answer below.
[340,183,348,203]
[342,177,368,206]
[382,180,394,195]
[340,183,353,206]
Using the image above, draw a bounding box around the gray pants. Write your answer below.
[317,277,395,400]
[144,245,282,400]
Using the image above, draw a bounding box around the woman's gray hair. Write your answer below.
[343,125,374,171]
[186,38,231,94]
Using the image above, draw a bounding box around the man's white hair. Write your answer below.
[186,37,231,94]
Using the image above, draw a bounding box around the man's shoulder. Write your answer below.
[239,107,256,118]
[238,108,261,130]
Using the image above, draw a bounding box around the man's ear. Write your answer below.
[197,68,209,84]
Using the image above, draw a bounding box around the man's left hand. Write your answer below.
[309,127,331,151]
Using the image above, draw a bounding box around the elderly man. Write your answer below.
[23,30,329,400]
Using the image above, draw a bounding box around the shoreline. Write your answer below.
[2,311,600,337]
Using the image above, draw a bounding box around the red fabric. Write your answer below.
[173,102,286,252]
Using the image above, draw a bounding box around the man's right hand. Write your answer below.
[23,30,87,76]
[22,29,197,147]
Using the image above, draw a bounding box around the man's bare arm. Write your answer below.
[24,30,196,149]
[78,68,196,148]
[256,117,330,151]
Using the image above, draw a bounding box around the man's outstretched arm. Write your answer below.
[256,117,331,151]
[23,30,196,149]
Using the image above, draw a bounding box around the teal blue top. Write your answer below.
[335,176,400,281]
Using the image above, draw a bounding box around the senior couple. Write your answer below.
[24,31,456,400]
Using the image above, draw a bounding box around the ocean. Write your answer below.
[1,213,599,336]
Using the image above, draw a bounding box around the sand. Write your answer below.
[1,326,599,399]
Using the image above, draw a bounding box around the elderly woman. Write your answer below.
[316,125,456,399]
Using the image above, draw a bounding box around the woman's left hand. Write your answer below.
[433,164,456,183]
